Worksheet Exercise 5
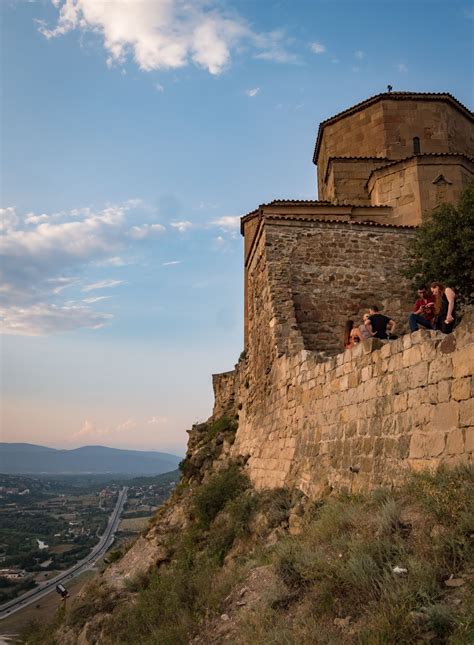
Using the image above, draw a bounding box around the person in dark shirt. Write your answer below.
[431,282,456,333]
[408,285,436,332]
[369,305,396,340]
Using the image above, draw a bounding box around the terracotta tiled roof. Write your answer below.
[265,214,416,229]
[327,156,390,162]
[241,199,389,220]
[367,151,474,177]
[312,92,474,164]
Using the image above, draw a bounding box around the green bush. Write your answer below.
[193,466,249,529]
[404,180,474,305]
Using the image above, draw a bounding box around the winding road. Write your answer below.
[0,486,128,621]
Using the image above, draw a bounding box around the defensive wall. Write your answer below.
[213,313,473,496]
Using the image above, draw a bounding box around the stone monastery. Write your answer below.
[210,92,474,496]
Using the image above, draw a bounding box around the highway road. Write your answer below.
[0,487,128,621]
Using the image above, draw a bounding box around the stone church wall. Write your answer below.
[247,219,414,360]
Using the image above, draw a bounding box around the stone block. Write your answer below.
[437,380,451,403]
[364,378,378,400]
[411,329,434,345]
[439,335,456,354]
[459,399,474,427]
[428,355,453,384]
[465,427,474,452]
[392,369,409,395]
[432,401,459,432]
[412,404,433,426]
[452,344,474,379]
[402,334,412,350]
[429,433,446,457]
[409,433,428,459]
[408,362,429,389]
[361,365,373,382]
[348,372,359,389]
[380,343,392,359]
[425,384,438,405]
[387,353,403,373]
[445,429,464,455]
[398,434,410,459]
[402,345,422,368]
[451,378,470,401]
[421,341,438,362]
[393,392,408,413]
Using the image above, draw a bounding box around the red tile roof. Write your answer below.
[265,214,416,229]
[367,151,474,176]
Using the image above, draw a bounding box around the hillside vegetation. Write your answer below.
[23,417,473,644]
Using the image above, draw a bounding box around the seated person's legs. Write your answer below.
[409,313,433,332]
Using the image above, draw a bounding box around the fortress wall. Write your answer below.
[221,313,474,497]
[262,220,414,355]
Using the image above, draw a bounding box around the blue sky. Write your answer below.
[1,0,473,455]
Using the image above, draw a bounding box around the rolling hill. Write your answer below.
[0,443,182,475]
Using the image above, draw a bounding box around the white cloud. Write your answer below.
[38,1,295,76]
[93,255,132,267]
[82,279,125,292]
[155,82,165,92]
[0,207,19,233]
[83,295,113,303]
[73,418,137,440]
[162,260,181,266]
[396,63,408,72]
[0,200,163,335]
[211,216,240,231]
[252,30,299,64]
[0,303,113,336]
[310,42,326,54]
[148,416,168,425]
[129,223,166,239]
[246,87,260,97]
[170,220,192,233]
[354,50,365,59]
[24,212,50,226]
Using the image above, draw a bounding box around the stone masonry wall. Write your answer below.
[213,313,474,497]
[317,98,473,200]
[261,219,414,356]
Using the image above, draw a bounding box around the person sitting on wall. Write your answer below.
[369,305,397,340]
[408,285,436,332]
[343,320,362,349]
[431,282,456,333]
[359,312,375,340]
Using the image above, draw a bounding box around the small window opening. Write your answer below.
[413,137,421,154]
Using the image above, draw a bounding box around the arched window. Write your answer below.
[413,137,421,154]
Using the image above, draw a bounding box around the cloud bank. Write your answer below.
[38,0,295,75]
[0,200,163,335]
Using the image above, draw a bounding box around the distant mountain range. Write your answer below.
[0,443,182,475]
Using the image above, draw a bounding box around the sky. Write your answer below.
[1,0,473,455]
